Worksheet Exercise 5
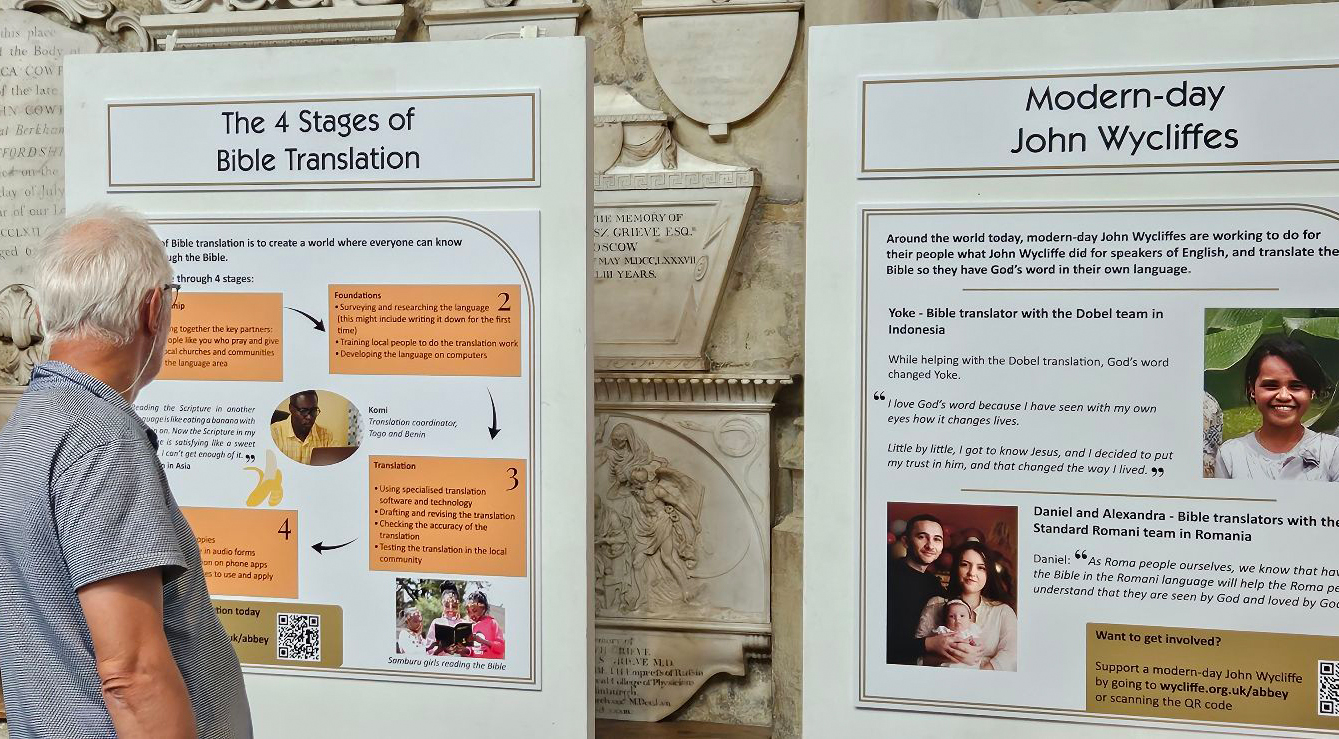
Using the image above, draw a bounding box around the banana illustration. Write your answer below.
[245,450,284,507]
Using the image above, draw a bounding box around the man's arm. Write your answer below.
[77,569,197,739]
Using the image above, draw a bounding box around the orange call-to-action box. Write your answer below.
[183,507,298,598]
[160,292,283,382]
[329,284,521,377]
[369,456,526,576]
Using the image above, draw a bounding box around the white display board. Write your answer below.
[65,38,592,738]
[808,6,1339,738]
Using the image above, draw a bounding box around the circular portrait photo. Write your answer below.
[270,389,363,466]
[1204,309,1339,481]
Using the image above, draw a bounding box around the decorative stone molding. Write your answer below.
[635,0,802,140]
[595,170,758,191]
[0,285,47,387]
[594,374,791,409]
[139,5,410,50]
[423,0,588,41]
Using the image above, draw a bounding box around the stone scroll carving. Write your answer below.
[592,375,789,721]
[0,285,46,387]
[593,86,757,372]
[635,0,802,140]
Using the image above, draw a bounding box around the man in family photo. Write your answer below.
[886,514,981,666]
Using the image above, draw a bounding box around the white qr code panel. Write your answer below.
[277,613,322,662]
[1319,660,1339,716]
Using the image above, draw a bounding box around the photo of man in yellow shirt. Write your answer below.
[271,390,337,465]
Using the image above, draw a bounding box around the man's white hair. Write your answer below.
[37,205,172,346]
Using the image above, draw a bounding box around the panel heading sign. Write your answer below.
[108,93,537,190]
[860,63,1339,178]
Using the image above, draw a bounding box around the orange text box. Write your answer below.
[161,292,283,382]
[184,507,298,598]
[329,285,521,377]
[369,456,526,576]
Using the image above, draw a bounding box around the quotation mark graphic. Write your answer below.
[1075,550,1089,560]
[244,454,256,464]
[873,391,886,401]
[1149,467,1165,476]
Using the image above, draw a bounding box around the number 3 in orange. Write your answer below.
[506,467,519,491]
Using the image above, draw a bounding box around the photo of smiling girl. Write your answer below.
[1214,336,1339,481]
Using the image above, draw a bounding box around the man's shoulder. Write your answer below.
[8,383,137,455]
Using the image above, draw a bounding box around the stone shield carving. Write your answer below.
[636,1,802,139]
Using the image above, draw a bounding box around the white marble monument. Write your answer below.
[593,86,756,372]
[593,375,789,721]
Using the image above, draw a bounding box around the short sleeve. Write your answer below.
[52,430,187,590]
[1213,445,1231,479]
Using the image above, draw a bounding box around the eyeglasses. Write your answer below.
[163,283,181,309]
[291,406,320,417]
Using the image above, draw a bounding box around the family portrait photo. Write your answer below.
[1204,308,1339,481]
[395,578,506,660]
[885,502,1018,671]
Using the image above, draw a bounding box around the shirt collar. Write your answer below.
[30,360,159,450]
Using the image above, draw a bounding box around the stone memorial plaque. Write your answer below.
[594,202,716,341]
[592,86,756,371]
[0,11,96,386]
[595,628,750,721]
[0,11,98,286]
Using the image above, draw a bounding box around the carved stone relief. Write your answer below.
[635,0,802,140]
[592,375,789,721]
[0,285,46,386]
[423,0,587,41]
[593,86,757,372]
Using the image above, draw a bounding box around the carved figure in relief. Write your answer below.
[0,284,46,386]
[594,420,705,614]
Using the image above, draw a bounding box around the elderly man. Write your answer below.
[0,206,253,738]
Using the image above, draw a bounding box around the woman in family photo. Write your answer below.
[914,541,1017,671]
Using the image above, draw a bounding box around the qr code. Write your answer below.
[1320,660,1339,716]
[277,613,321,662]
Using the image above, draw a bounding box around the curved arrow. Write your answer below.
[311,539,355,554]
[487,388,501,439]
[285,306,326,332]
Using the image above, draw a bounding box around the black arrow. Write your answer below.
[487,388,501,439]
[311,539,355,554]
[285,306,326,332]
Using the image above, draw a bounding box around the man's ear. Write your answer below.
[142,288,163,336]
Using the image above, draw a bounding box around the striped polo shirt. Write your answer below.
[0,361,252,739]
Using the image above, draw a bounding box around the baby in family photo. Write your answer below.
[931,599,983,669]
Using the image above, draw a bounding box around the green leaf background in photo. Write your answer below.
[1204,320,1263,371]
